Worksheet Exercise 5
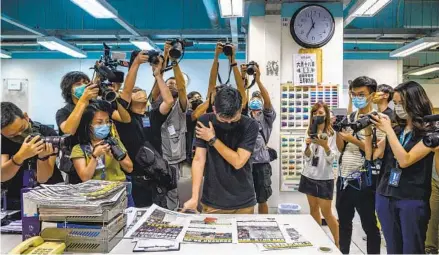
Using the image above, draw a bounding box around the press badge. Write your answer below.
[312,156,319,167]
[142,116,151,128]
[388,168,402,187]
[167,125,177,136]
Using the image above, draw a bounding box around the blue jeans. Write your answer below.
[376,194,430,254]
[125,176,135,208]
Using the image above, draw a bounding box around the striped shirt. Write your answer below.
[340,112,365,178]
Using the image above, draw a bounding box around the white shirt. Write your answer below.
[340,112,365,178]
[302,135,338,180]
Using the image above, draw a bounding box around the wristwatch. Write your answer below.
[208,137,217,146]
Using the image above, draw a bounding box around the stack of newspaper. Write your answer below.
[25,180,127,215]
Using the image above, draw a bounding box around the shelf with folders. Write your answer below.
[281,84,339,130]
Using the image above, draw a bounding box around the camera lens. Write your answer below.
[423,133,439,148]
[101,88,117,102]
[169,42,183,59]
[247,65,255,75]
[223,44,233,57]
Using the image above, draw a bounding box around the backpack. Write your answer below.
[135,141,178,192]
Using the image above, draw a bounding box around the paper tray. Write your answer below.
[39,196,127,223]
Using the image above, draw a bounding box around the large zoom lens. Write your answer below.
[105,137,126,161]
[144,50,160,65]
[99,86,117,102]
[246,62,256,75]
[30,135,70,151]
[222,43,233,56]
[169,41,183,59]
[423,133,439,148]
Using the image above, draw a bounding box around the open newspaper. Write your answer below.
[236,218,286,243]
[257,224,313,251]
[183,217,237,244]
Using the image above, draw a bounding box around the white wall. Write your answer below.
[1,59,242,127]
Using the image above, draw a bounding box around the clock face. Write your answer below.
[290,5,335,48]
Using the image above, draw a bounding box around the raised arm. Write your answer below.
[254,65,272,109]
[191,100,210,121]
[111,102,131,123]
[207,43,222,100]
[172,62,188,111]
[120,51,148,103]
[229,46,246,109]
[151,45,170,102]
[152,57,174,115]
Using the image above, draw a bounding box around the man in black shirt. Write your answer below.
[114,51,174,207]
[185,91,204,163]
[183,87,259,214]
[1,102,63,211]
[373,84,395,120]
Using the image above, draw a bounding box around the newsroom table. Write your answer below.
[1,214,340,255]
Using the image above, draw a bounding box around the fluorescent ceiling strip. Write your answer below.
[70,0,117,18]
[37,36,87,58]
[0,50,12,58]
[390,37,439,58]
[130,37,155,50]
[353,0,391,17]
[219,0,243,18]
[407,64,439,76]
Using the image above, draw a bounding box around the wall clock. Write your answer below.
[290,5,335,48]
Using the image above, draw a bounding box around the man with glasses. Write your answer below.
[335,76,381,254]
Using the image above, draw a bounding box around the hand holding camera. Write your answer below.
[38,142,57,159]
[79,84,99,103]
[16,135,45,162]
[92,142,111,158]
[152,56,164,77]
[214,42,223,59]
[134,51,149,66]
[369,113,392,134]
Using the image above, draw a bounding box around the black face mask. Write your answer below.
[313,116,325,125]
[191,99,203,110]
[213,116,239,131]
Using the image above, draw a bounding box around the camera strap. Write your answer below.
[246,76,257,90]
[217,59,233,85]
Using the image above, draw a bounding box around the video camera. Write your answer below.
[422,114,439,148]
[333,112,379,133]
[92,43,128,102]
[169,39,194,59]
[29,134,71,151]
[103,136,127,161]
[245,61,258,76]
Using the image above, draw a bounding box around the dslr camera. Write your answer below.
[245,61,258,76]
[103,136,127,161]
[333,112,379,133]
[93,43,126,102]
[220,42,234,57]
[29,134,71,151]
[422,114,439,148]
[169,39,194,59]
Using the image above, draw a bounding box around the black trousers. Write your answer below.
[336,177,381,254]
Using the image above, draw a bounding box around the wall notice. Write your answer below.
[293,54,317,86]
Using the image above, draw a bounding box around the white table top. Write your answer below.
[1,214,340,255]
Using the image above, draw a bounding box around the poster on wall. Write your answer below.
[293,54,317,86]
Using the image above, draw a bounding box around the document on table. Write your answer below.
[183,217,237,244]
[236,218,286,243]
[133,239,180,252]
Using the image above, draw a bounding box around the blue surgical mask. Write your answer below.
[93,124,110,139]
[352,96,369,109]
[249,99,263,111]
[73,84,87,99]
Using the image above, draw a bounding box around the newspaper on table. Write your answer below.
[125,204,190,242]
[257,224,313,251]
[133,239,180,252]
[125,208,148,233]
[183,217,237,244]
[236,218,286,243]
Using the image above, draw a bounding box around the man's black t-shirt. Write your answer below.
[377,127,433,201]
[1,122,64,210]
[185,109,197,163]
[115,105,168,175]
[382,107,395,120]
[195,113,259,209]
[55,101,115,146]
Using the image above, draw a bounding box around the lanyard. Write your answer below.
[396,130,412,169]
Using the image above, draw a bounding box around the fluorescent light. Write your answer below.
[130,37,155,50]
[390,37,439,58]
[1,50,12,58]
[37,36,87,58]
[70,0,117,18]
[353,0,391,17]
[407,64,439,76]
[219,0,243,18]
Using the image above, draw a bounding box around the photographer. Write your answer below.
[183,87,259,214]
[205,42,247,114]
[373,84,394,119]
[335,76,381,254]
[426,155,439,254]
[243,64,276,214]
[365,81,434,254]
[114,51,174,208]
[56,71,131,150]
[1,102,63,211]
[186,91,205,164]
[299,102,339,248]
[71,101,133,182]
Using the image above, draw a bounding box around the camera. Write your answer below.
[29,134,71,151]
[333,115,350,132]
[246,61,258,76]
[221,42,234,57]
[103,136,127,161]
[142,50,161,65]
[350,112,379,132]
[169,39,194,59]
[422,114,439,148]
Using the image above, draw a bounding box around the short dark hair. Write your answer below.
[351,76,377,94]
[214,86,242,118]
[377,84,394,102]
[60,71,90,104]
[187,91,201,100]
[77,100,111,144]
[166,77,176,83]
[1,102,24,129]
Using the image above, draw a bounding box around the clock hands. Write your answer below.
[306,12,315,38]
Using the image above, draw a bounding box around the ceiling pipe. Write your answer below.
[0,40,237,47]
[202,0,220,29]
[0,14,46,36]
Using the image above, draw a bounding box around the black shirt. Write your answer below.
[1,122,64,210]
[377,128,433,201]
[185,109,197,163]
[55,100,115,147]
[115,104,169,175]
[195,113,259,209]
[381,107,395,120]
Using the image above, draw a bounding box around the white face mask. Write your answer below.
[395,104,408,119]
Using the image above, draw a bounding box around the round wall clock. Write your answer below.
[290,5,335,48]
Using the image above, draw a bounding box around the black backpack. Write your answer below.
[135,141,177,192]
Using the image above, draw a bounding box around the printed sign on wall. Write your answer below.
[293,54,317,86]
